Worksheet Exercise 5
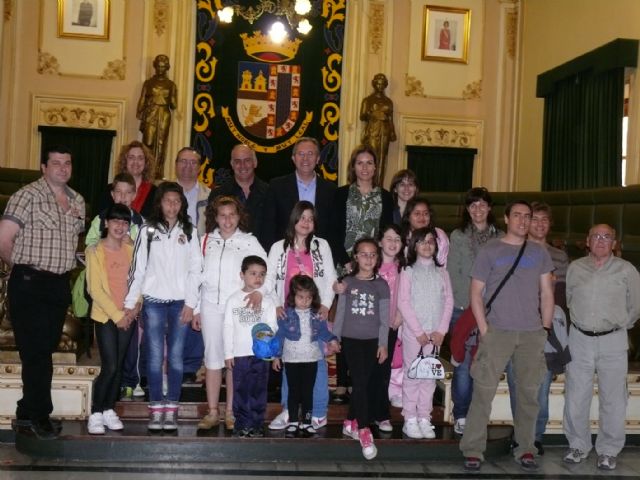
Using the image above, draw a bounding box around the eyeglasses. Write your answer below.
[590,233,614,242]
[356,252,378,259]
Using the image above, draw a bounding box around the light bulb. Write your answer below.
[294,0,312,15]
[269,21,288,43]
[217,6,234,23]
[297,19,312,35]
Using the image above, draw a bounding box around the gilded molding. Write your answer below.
[405,75,426,98]
[462,79,482,100]
[369,2,384,54]
[505,9,518,59]
[154,0,169,36]
[101,59,126,80]
[37,51,60,75]
[40,106,117,129]
[407,126,477,148]
[3,0,12,21]
[1,362,100,377]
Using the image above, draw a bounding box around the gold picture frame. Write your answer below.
[57,0,110,40]
[422,5,471,64]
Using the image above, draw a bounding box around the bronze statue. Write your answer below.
[137,54,178,180]
[360,73,397,185]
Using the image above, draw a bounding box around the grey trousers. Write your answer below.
[563,326,628,457]
[460,326,547,460]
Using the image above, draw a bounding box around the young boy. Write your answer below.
[223,255,277,437]
[85,172,144,247]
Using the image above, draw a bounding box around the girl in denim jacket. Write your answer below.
[272,275,340,437]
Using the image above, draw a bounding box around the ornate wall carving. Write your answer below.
[506,9,518,59]
[397,114,484,180]
[37,51,60,75]
[154,0,169,36]
[405,75,426,98]
[369,2,384,54]
[3,0,12,21]
[30,94,126,170]
[40,106,117,129]
[462,79,482,99]
[101,59,126,80]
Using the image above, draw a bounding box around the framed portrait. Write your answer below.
[57,0,110,40]
[422,5,471,64]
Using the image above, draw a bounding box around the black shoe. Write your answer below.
[30,418,60,440]
[534,441,545,456]
[181,372,198,386]
[233,427,251,437]
[248,427,265,438]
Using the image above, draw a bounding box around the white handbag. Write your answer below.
[407,345,444,380]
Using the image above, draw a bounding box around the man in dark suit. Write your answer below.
[262,137,336,249]
[208,144,268,240]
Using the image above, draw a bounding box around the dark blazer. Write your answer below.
[261,173,336,250]
[329,184,394,267]
[208,177,269,241]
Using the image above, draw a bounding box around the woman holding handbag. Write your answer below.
[397,226,453,439]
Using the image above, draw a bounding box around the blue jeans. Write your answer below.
[449,307,474,420]
[280,358,328,418]
[506,360,553,442]
[143,300,189,402]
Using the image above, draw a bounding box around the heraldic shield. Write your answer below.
[236,61,301,140]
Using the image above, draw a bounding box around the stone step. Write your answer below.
[13,420,513,462]
[115,400,446,424]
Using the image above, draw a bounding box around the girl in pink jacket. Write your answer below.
[397,226,453,439]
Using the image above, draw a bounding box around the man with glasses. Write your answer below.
[261,137,336,249]
[174,147,209,385]
[175,147,209,237]
[208,144,268,242]
[562,224,640,471]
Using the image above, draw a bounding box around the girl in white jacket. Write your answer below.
[265,201,337,431]
[124,182,202,431]
[193,196,267,431]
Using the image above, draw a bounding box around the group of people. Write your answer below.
[0,138,638,470]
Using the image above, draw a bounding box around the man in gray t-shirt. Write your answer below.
[460,200,554,473]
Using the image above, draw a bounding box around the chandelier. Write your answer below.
[218,0,313,43]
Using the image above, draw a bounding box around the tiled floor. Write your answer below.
[2,443,640,479]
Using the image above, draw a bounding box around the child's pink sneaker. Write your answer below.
[358,427,377,460]
[341,419,359,440]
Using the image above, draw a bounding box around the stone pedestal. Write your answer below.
[0,361,99,429]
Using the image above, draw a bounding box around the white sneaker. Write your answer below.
[342,419,359,440]
[390,395,403,408]
[563,448,588,464]
[133,384,145,397]
[102,409,123,431]
[454,417,466,435]
[402,418,423,439]
[418,418,436,439]
[311,415,327,429]
[268,410,289,430]
[87,412,105,435]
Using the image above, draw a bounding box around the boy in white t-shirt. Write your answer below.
[223,255,277,437]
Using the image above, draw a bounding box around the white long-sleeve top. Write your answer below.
[265,236,337,309]
[223,289,278,359]
[200,228,268,306]
[125,223,202,309]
